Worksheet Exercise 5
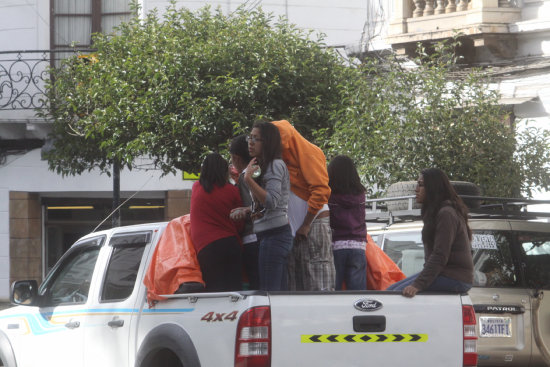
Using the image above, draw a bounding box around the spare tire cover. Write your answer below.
[385,181,481,211]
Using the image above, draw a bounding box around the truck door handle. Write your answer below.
[108,319,124,328]
[65,320,80,329]
[353,315,386,332]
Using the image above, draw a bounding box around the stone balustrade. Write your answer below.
[387,0,521,58]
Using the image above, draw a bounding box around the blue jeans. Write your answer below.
[387,272,472,292]
[242,242,260,290]
[333,249,367,290]
[257,224,293,291]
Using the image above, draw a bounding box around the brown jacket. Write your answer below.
[413,204,474,290]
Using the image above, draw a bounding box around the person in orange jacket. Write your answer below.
[271,120,335,291]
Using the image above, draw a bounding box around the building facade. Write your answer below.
[386,0,550,128]
[0,0,548,302]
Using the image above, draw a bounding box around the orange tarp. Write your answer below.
[143,216,404,299]
[366,234,406,290]
[143,215,204,304]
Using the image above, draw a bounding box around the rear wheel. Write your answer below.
[142,349,183,367]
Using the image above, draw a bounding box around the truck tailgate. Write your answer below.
[269,292,465,367]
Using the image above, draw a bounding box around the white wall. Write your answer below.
[0,150,191,193]
[0,0,49,51]
[141,0,371,47]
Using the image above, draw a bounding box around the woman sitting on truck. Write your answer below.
[387,168,474,297]
[190,152,243,292]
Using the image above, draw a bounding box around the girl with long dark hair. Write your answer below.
[327,155,367,290]
[190,152,243,292]
[387,168,474,297]
[229,134,260,290]
[231,121,292,291]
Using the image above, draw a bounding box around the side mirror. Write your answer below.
[10,280,39,306]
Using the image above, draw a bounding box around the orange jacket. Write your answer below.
[272,120,330,215]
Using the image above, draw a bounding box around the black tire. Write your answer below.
[0,331,16,367]
[386,181,481,211]
[135,324,200,367]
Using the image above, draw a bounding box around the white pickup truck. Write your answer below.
[0,221,478,367]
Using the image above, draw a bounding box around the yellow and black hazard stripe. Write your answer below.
[301,333,428,343]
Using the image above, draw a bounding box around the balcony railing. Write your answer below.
[0,49,92,111]
[387,0,521,58]
[408,0,516,18]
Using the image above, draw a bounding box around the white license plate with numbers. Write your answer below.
[479,316,512,337]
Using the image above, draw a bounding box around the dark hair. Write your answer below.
[229,134,251,164]
[420,168,472,245]
[327,155,365,195]
[199,152,228,193]
[252,120,281,172]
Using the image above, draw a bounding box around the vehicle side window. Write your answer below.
[472,231,517,287]
[517,232,550,289]
[100,231,151,302]
[382,232,424,277]
[42,237,104,306]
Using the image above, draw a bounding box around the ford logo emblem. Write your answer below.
[354,299,383,312]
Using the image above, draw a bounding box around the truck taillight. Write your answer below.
[235,306,271,367]
[463,305,478,367]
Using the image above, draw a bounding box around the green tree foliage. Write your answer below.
[319,40,550,197]
[41,3,353,175]
[41,4,550,198]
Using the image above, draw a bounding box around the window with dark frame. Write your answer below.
[50,0,132,65]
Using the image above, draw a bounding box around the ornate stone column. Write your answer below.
[435,0,446,14]
[446,0,457,13]
[423,0,435,15]
[413,0,426,17]
[457,0,469,11]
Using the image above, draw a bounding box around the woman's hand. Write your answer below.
[296,223,311,240]
[402,285,419,298]
[244,158,259,182]
[230,207,251,221]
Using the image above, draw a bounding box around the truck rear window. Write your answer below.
[101,231,151,301]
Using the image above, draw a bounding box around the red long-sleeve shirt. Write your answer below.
[190,181,243,253]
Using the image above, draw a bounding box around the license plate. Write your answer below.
[479,316,512,337]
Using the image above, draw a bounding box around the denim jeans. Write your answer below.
[333,249,367,290]
[257,224,293,291]
[387,272,472,292]
[242,242,260,290]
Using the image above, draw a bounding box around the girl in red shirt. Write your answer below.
[190,153,243,291]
